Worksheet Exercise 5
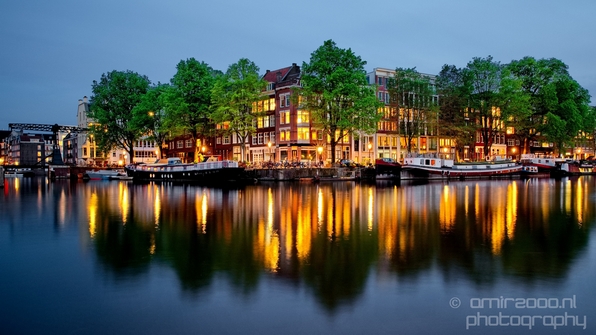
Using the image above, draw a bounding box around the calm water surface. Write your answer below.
[1,176,595,334]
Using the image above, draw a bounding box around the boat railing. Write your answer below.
[452,162,519,170]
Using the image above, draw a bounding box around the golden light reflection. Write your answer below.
[367,188,373,232]
[118,182,129,224]
[88,193,98,238]
[506,182,517,240]
[256,187,279,272]
[317,188,324,232]
[464,185,469,216]
[440,184,455,231]
[296,198,312,260]
[154,186,161,226]
[564,179,572,214]
[195,191,208,234]
[576,180,584,225]
[14,177,20,192]
[490,185,506,254]
[58,189,66,225]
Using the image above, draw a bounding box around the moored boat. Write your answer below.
[553,160,596,176]
[375,158,401,177]
[402,156,522,179]
[125,157,244,183]
[85,169,124,180]
[520,154,564,172]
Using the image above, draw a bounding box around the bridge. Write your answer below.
[9,123,88,165]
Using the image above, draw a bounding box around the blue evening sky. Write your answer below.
[1,0,594,129]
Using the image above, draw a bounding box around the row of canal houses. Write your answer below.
[2,64,591,167]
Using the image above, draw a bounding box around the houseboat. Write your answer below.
[520,154,564,172]
[402,156,522,179]
[125,157,244,183]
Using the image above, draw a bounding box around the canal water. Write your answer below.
[1,176,595,334]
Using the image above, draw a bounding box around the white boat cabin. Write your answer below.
[404,157,454,168]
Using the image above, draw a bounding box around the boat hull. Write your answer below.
[125,160,245,184]
[402,157,522,179]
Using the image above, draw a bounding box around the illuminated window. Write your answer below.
[280,110,290,125]
[297,127,310,140]
[297,110,310,124]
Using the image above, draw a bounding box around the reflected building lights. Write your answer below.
[118,183,129,224]
[317,188,324,232]
[154,186,161,227]
[58,189,66,225]
[576,180,584,225]
[367,187,373,232]
[88,193,98,238]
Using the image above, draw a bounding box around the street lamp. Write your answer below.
[268,141,272,161]
[317,146,323,165]
[368,142,372,165]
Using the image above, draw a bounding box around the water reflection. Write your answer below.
[1,177,593,312]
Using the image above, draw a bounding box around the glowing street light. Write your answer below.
[317,146,323,164]
[267,141,272,161]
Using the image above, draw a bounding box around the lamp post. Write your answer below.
[268,141,272,161]
[368,142,372,165]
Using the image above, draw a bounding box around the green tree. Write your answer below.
[436,64,475,160]
[543,77,591,155]
[164,58,218,163]
[463,56,529,158]
[211,58,267,162]
[387,67,436,153]
[89,70,151,163]
[131,83,170,160]
[506,57,571,154]
[297,40,382,164]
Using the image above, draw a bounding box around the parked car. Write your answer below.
[339,159,358,167]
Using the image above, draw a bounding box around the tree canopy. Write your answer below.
[211,58,267,162]
[386,67,436,153]
[130,83,170,159]
[163,58,218,162]
[297,39,382,164]
[507,57,591,155]
[89,70,151,163]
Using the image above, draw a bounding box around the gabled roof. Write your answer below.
[263,66,292,83]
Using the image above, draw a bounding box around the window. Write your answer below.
[267,83,275,91]
[258,133,263,144]
[269,115,276,127]
[223,136,230,145]
[217,137,221,144]
[280,110,290,125]
[257,117,263,129]
[297,127,309,140]
[297,110,309,124]
[185,139,193,148]
[270,131,276,143]
[280,129,290,141]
